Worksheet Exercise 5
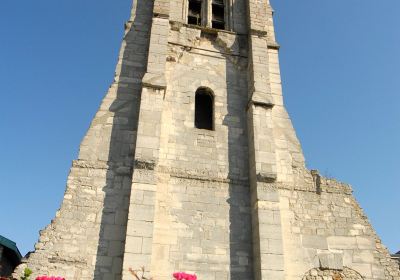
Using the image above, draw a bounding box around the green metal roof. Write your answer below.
[0,235,22,260]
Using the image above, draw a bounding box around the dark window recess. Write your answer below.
[212,0,225,29]
[195,88,214,130]
[188,0,202,26]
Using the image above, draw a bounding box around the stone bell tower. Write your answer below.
[15,0,400,280]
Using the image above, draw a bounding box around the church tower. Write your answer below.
[15,0,400,280]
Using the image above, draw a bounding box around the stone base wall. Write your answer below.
[279,175,400,280]
[148,175,253,280]
[14,160,133,280]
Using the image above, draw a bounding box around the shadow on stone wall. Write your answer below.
[224,36,254,280]
[93,0,154,279]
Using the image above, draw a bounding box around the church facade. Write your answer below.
[14,0,400,279]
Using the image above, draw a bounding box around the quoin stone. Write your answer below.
[14,0,400,279]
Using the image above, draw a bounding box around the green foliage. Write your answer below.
[20,268,32,280]
[0,267,32,280]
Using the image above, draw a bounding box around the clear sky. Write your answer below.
[0,0,399,256]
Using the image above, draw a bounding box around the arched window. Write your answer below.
[195,87,214,130]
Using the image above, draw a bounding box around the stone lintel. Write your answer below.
[249,89,274,106]
[267,41,280,50]
[142,72,166,89]
[256,172,277,183]
[318,252,344,270]
[142,82,167,90]
[247,98,274,110]
[171,21,237,36]
[249,29,268,38]
[153,13,169,19]
[134,159,156,171]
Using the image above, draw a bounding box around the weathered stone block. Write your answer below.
[302,235,328,250]
[328,236,358,250]
[318,252,343,270]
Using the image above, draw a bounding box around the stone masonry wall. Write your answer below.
[146,22,253,280]
[14,0,154,279]
[278,176,400,280]
[150,176,252,280]
[161,27,248,180]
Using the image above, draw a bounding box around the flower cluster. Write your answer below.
[173,272,197,280]
[35,277,65,280]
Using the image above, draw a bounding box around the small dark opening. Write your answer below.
[212,0,225,29]
[188,0,202,26]
[195,88,214,130]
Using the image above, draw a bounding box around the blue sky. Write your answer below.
[0,0,399,255]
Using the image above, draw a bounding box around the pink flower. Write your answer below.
[173,272,197,280]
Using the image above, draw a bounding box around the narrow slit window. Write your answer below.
[188,0,202,26]
[195,88,214,130]
[212,0,225,29]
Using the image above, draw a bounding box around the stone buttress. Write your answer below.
[14,0,400,280]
